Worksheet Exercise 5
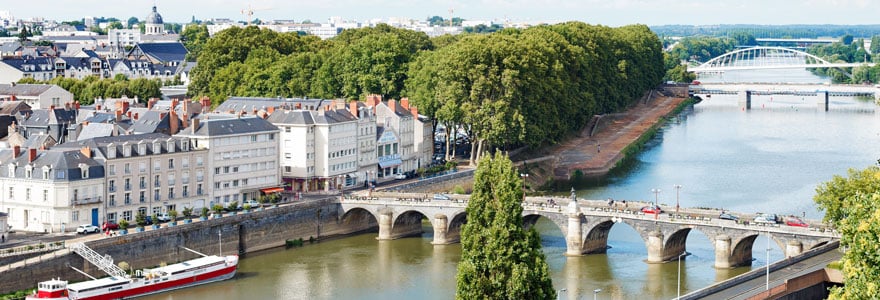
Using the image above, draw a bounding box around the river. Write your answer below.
[144,68,879,300]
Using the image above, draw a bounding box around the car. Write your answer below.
[753,213,778,224]
[394,173,407,180]
[240,200,262,209]
[156,213,171,222]
[432,193,451,201]
[142,216,154,225]
[719,213,739,221]
[102,221,120,231]
[785,217,809,228]
[76,224,100,234]
[640,205,663,214]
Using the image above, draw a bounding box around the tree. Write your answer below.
[127,17,139,29]
[814,165,880,299]
[107,21,124,30]
[455,153,555,300]
[18,26,29,42]
[870,35,880,56]
[840,34,854,45]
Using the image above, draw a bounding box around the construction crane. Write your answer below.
[240,5,273,25]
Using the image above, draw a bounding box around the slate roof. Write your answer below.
[23,134,56,149]
[132,43,187,63]
[0,84,55,97]
[18,108,77,126]
[76,123,118,141]
[266,110,314,125]
[0,58,55,72]
[129,111,173,134]
[0,42,22,53]
[0,101,31,115]
[179,115,278,137]
[0,148,104,182]
[218,97,331,113]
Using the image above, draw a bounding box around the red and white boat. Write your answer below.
[26,243,238,300]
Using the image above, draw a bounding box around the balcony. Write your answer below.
[71,197,102,206]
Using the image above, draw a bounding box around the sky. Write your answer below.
[2,0,880,26]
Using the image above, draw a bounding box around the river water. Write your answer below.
[144,68,879,300]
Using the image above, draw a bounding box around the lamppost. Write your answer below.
[766,229,771,292]
[593,288,602,300]
[519,173,529,201]
[651,188,661,220]
[673,184,682,214]
[677,251,687,299]
[556,288,566,300]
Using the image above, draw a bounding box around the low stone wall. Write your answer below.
[384,169,475,193]
[0,197,378,294]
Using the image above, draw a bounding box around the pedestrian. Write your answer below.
[1,235,4,243]
[597,144,601,153]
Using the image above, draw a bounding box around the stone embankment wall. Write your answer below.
[0,197,377,294]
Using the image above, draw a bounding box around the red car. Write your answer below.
[785,217,809,228]
[102,221,120,231]
[641,205,663,214]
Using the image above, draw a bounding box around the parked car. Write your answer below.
[719,213,739,221]
[640,205,663,214]
[102,221,119,231]
[394,173,407,180]
[433,193,451,201]
[76,224,100,234]
[240,200,262,209]
[143,216,154,225]
[753,213,779,224]
[785,217,809,228]
[156,213,171,222]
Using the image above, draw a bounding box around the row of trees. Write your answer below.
[805,37,878,83]
[652,24,880,39]
[188,23,665,164]
[667,36,738,63]
[18,76,163,105]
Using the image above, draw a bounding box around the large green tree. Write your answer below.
[814,165,880,299]
[456,152,555,300]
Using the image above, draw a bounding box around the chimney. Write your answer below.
[169,110,179,134]
[80,146,91,158]
[191,118,199,133]
[134,112,139,120]
[126,111,132,118]
[96,104,101,111]
[64,102,70,110]
[410,106,418,117]
[267,106,275,114]
[148,98,158,109]
[389,99,397,114]
[12,145,20,158]
[294,103,302,110]
[401,97,410,109]
[75,101,80,110]
[49,104,55,110]
[349,101,359,118]
[115,110,122,122]
[200,96,211,112]
[182,100,189,115]
[28,148,37,163]
[160,112,166,120]
[171,99,179,110]
[335,99,346,110]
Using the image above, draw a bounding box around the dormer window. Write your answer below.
[122,142,131,157]
[152,140,161,154]
[8,164,15,178]
[42,166,50,179]
[181,138,190,151]
[79,163,89,179]
[138,142,147,155]
[107,143,116,159]
[166,139,175,153]
[25,165,33,179]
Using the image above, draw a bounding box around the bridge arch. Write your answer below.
[689,46,864,77]
[522,212,568,238]
[389,210,430,239]
[339,207,379,229]
[728,233,786,268]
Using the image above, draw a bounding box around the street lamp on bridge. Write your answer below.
[651,188,661,220]
[673,184,682,214]
[593,288,602,300]
[677,251,687,299]
[519,173,529,201]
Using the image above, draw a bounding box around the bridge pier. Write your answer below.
[738,91,751,110]
[646,230,665,263]
[377,211,393,240]
[431,214,452,245]
[786,240,803,258]
[817,91,829,111]
[714,235,735,268]
[565,215,584,256]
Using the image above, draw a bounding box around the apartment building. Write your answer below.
[0,146,104,233]
[59,133,208,224]
[176,115,281,207]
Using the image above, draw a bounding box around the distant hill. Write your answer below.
[650,24,880,38]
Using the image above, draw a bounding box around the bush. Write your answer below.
[453,185,466,194]
[212,204,224,215]
[169,209,178,221]
[182,207,193,219]
[135,212,146,227]
[201,207,209,218]
[119,219,129,229]
[285,238,304,248]
[227,201,238,211]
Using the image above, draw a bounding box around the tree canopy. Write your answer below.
[20,76,162,105]
[815,165,880,299]
[456,152,555,300]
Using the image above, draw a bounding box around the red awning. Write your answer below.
[261,187,284,193]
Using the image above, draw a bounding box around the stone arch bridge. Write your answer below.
[339,192,838,269]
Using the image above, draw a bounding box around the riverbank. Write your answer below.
[516,85,690,189]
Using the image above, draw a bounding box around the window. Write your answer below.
[284,166,291,172]
[215,168,220,175]
[168,159,174,169]
[42,168,49,179]
[8,187,12,200]
[223,166,230,173]
[232,180,239,187]
[182,158,189,168]
[139,191,145,203]
[154,175,160,187]
[140,177,146,189]
[168,188,174,199]
[154,161,161,171]
[71,211,79,222]
[285,153,291,159]
[108,165,116,175]
[197,184,203,195]
[43,190,48,202]
[232,166,238,172]
[196,170,203,182]
[154,189,160,201]
[124,178,131,191]
[124,163,131,174]
[122,211,131,221]
[109,180,116,192]
[196,156,204,166]
[182,185,189,197]
[124,193,131,205]
[214,182,220,189]
[109,194,115,207]
[168,174,175,185]
[139,162,146,173]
